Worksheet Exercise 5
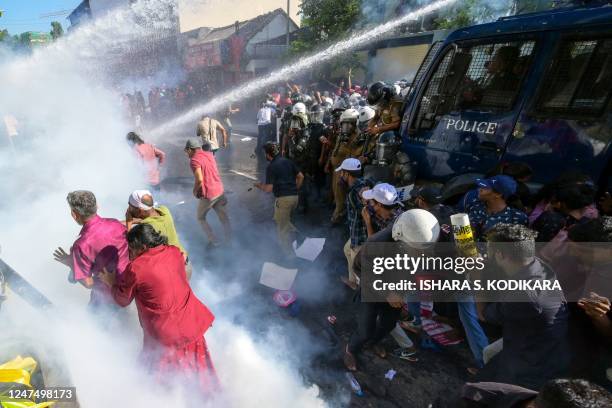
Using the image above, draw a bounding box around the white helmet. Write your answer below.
[339,108,359,123]
[348,92,362,107]
[324,97,334,107]
[332,98,347,111]
[393,84,402,96]
[358,105,376,124]
[392,209,440,248]
[292,102,306,115]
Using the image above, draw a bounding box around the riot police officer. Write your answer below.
[284,102,310,166]
[306,104,328,201]
[366,81,404,136]
[357,105,377,165]
[328,108,361,223]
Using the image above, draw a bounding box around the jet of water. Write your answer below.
[151,0,457,137]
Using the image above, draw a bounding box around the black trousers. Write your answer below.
[348,301,401,354]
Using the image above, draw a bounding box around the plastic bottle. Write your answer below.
[345,372,363,396]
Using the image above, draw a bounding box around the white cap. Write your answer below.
[335,158,362,172]
[129,189,156,211]
[362,183,399,206]
[392,209,440,248]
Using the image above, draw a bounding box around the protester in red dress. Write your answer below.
[98,224,217,392]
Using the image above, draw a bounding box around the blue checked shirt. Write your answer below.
[346,178,372,248]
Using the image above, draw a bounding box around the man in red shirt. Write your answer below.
[126,132,166,191]
[98,224,217,392]
[53,190,129,312]
[185,138,231,247]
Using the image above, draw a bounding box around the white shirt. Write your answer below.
[257,107,272,126]
[197,117,222,150]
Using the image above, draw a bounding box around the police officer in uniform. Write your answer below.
[366,81,404,137]
[284,102,310,212]
[327,108,361,223]
[356,105,377,165]
[307,104,328,201]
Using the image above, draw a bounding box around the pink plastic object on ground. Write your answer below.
[273,290,297,307]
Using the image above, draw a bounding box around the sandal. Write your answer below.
[344,345,357,371]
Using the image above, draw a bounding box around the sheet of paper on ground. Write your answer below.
[259,262,298,290]
[292,238,325,261]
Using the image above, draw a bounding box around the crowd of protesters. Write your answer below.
[50,72,612,406]
[244,78,612,406]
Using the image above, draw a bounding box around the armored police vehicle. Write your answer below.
[397,2,612,193]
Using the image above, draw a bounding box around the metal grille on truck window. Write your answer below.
[413,41,444,89]
[537,39,612,116]
[455,41,535,112]
[415,49,455,129]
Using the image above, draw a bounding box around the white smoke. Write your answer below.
[0,1,326,407]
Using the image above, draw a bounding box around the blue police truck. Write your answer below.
[397,2,612,195]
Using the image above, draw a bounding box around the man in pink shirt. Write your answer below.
[185,138,231,247]
[127,132,166,190]
[53,190,129,312]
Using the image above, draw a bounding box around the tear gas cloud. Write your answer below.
[0,0,326,406]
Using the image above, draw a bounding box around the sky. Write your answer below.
[0,0,82,34]
[0,0,301,35]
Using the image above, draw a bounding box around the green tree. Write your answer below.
[434,0,505,30]
[50,21,64,40]
[0,29,9,42]
[290,0,363,82]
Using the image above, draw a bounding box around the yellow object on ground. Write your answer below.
[0,356,55,407]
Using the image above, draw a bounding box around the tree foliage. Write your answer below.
[290,0,363,81]
[434,0,494,29]
[50,21,64,40]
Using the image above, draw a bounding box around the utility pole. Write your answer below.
[286,0,290,48]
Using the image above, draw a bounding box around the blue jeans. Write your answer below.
[407,302,422,325]
[457,299,488,368]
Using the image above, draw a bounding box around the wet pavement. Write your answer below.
[152,121,470,408]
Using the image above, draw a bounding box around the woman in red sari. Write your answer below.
[99,223,217,392]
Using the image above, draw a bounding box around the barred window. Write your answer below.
[415,40,535,130]
[456,41,535,111]
[413,41,444,89]
[415,49,455,130]
[536,38,612,117]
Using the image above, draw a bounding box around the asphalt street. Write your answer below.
[152,120,470,408]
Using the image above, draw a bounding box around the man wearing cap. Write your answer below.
[344,209,440,371]
[255,142,304,257]
[185,138,231,248]
[361,183,403,237]
[411,185,455,241]
[125,190,192,280]
[336,158,372,290]
[467,175,528,239]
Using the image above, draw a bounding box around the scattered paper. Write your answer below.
[292,238,325,261]
[259,262,298,290]
[395,184,415,202]
[385,369,397,380]
[241,137,253,141]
